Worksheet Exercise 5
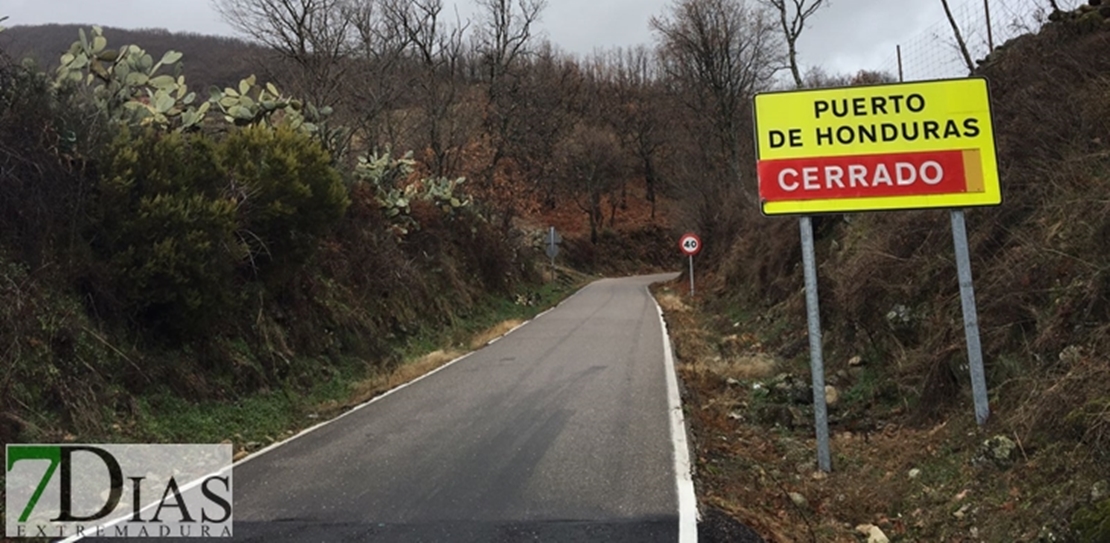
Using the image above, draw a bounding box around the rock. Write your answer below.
[726,378,741,387]
[825,385,840,407]
[978,435,1017,468]
[788,406,808,428]
[1092,480,1109,502]
[788,492,809,509]
[869,528,890,543]
[791,384,812,405]
[908,468,922,479]
[848,355,863,367]
[953,504,971,520]
[728,411,744,421]
[232,450,249,462]
[245,441,262,452]
[855,524,889,543]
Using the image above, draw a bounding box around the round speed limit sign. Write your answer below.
[679,233,702,257]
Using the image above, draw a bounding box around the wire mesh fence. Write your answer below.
[875,0,1082,82]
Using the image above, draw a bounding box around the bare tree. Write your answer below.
[212,0,354,108]
[555,123,627,244]
[758,0,828,88]
[470,0,547,229]
[473,0,546,84]
[651,0,784,207]
[940,0,975,75]
[385,0,471,177]
[345,0,410,148]
[605,46,667,220]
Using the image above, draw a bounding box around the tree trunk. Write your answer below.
[941,0,976,75]
[788,40,802,89]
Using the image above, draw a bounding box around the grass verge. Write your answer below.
[128,271,589,460]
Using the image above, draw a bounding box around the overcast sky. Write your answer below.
[1,0,1052,79]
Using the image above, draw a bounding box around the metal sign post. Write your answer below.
[753,78,1003,469]
[800,217,832,472]
[545,227,561,281]
[679,233,702,297]
[950,210,990,425]
[688,255,695,296]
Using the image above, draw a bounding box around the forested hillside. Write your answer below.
[0,24,265,90]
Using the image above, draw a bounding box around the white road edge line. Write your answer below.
[63,350,483,542]
[65,283,586,541]
[233,283,585,466]
[650,286,699,543]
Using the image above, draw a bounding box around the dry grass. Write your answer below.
[469,319,525,350]
[334,349,463,414]
[657,292,691,314]
[321,318,529,416]
[689,353,779,382]
[659,280,1107,542]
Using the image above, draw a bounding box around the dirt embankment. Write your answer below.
[666,6,1110,542]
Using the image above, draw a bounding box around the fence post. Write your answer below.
[984,0,994,50]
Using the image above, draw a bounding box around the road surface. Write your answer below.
[229,273,690,542]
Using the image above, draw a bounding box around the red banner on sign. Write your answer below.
[758,150,983,203]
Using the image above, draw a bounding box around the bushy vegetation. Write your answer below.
[680,9,1110,539]
[0,27,537,448]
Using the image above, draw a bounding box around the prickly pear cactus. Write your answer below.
[55,26,208,131]
[424,176,471,215]
[209,75,312,130]
[351,149,472,236]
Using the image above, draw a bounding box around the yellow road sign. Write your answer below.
[754,78,1001,215]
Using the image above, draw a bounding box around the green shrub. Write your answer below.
[1072,499,1110,543]
[217,126,348,282]
[94,129,241,336]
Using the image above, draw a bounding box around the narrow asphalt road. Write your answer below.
[227,273,687,542]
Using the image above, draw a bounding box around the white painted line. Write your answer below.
[66,283,595,541]
[650,287,699,543]
[238,283,591,466]
[487,319,531,346]
[63,346,480,541]
[237,350,477,467]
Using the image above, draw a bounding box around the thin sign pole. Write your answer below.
[984,0,994,50]
[688,255,695,296]
[950,209,991,425]
[897,45,904,83]
[550,226,556,279]
[800,216,832,472]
